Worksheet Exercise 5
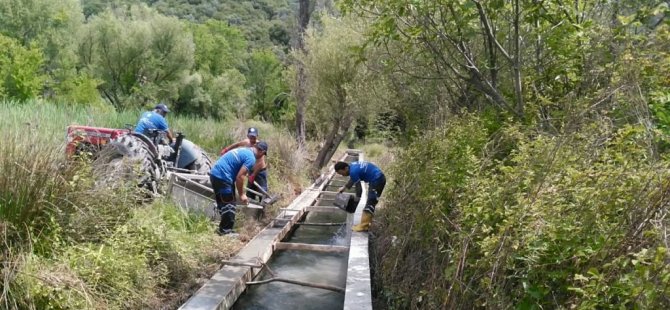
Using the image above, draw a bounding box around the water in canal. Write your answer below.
[232,211,349,310]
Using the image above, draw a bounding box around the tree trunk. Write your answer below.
[313,113,353,170]
[295,0,311,149]
[471,1,523,118]
[512,0,524,116]
[295,65,307,148]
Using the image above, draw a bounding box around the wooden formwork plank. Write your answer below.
[304,206,343,213]
[171,172,211,181]
[319,190,343,195]
[275,242,349,253]
[296,222,346,226]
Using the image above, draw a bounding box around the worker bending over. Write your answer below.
[220,127,269,203]
[335,161,386,232]
[210,142,268,236]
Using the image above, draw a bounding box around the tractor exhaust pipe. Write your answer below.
[173,132,184,165]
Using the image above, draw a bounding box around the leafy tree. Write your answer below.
[244,49,289,122]
[80,0,138,17]
[123,0,295,48]
[268,21,290,46]
[0,34,46,101]
[0,0,82,48]
[80,5,195,109]
[213,0,293,47]
[207,69,249,119]
[174,69,248,119]
[190,20,247,76]
[173,20,250,119]
[175,72,213,117]
[336,0,670,138]
[340,0,530,118]
[300,16,383,169]
[0,0,87,102]
[56,73,105,106]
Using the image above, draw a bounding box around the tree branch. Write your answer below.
[473,0,512,62]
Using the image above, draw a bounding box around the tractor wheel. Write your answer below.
[185,147,212,175]
[93,134,161,195]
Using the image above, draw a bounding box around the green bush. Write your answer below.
[0,35,46,101]
[375,115,670,309]
[7,199,226,309]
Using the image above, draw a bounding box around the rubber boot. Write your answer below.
[352,212,373,232]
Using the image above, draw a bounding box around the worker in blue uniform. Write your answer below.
[219,127,269,203]
[210,142,268,236]
[335,161,386,232]
[134,103,174,142]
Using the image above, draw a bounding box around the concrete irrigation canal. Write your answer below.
[169,150,373,310]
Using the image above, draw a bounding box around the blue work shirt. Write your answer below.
[210,148,256,183]
[134,111,169,135]
[349,161,384,186]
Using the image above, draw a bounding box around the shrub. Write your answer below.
[374,115,670,309]
[0,34,46,101]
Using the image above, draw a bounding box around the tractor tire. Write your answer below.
[185,147,212,175]
[93,134,162,195]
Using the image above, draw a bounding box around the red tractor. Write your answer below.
[66,125,212,194]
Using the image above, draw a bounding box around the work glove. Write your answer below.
[248,174,256,186]
[219,147,228,156]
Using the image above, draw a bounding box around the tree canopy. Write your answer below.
[0,0,295,121]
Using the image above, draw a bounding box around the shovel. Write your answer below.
[245,181,280,207]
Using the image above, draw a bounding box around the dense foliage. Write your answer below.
[0,0,295,121]
[376,115,670,308]
[332,0,670,308]
[339,0,670,139]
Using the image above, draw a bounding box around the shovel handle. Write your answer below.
[252,180,272,197]
[245,187,266,198]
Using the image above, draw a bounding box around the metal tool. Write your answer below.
[247,180,280,206]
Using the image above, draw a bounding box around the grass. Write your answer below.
[0,99,312,309]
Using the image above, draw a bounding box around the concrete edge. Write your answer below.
[344,151,373,310]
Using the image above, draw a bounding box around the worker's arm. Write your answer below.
[156,116,174,142]
[338,179,358,193]
[236,166,249,204]
[248,156,266,184]
[220,139,249,155]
